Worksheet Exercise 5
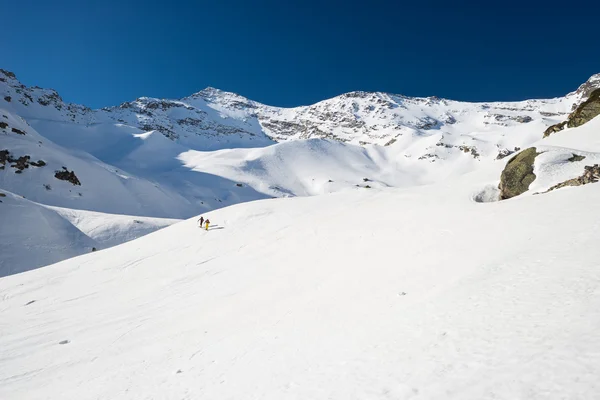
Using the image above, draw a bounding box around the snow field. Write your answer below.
[1,166,599,399]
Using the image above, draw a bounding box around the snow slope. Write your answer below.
[1,69,599,274]
[0,190,178,277]
[1,160,599,399]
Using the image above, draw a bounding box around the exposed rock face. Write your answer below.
[0,149,46,171]
[569,73,600,108]
[543,121,567,137]
[567,88,600,128]
[499,147,540,199]
[544,88,600,137]
[54,167,81,186]
[543,164,600,193]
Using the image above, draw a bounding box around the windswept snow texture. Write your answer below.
[1,166,600,399]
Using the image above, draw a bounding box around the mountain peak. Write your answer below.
[0,69,17,81]
[569,73,600,104]
[191,86,241,100]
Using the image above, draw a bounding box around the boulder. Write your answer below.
[499,147,540,199]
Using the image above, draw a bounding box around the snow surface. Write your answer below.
[1,162,599,399]
[0,190,179,277]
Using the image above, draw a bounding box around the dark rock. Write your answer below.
[0,69,16,79]
[567,154,586,162]
[11,127,26,135]
[458,145,480,159]
[418,153,439,161]
[54,168,81,186]
[0,150,9,165]
[3,96,11,103]
[0,122,7,129]
[236,183,243,187]
[30,160,46,167]
[0,193,5,197]
[543,121,567,138]
[514,116,533,123]
[499,147,540,199]
[10,155,31,170]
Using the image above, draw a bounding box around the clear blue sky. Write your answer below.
[3,0,599,108]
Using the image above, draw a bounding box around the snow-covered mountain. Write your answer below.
[1,68,599,274]
[2,67,600,398]
[5,68,598,150]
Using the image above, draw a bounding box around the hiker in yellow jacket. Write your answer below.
[205,219,210,231]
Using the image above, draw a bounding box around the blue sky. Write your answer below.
[3,0,599,108]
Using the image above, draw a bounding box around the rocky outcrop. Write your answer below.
[543,121,567,137]
[54,167,81,185]
[569,73,600,108]
[544,88,600,137]
[458,145,480,159]
[499,147,540,199]
[0,150,47,172]
[567,88,600,128]
[542,164,600,193]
